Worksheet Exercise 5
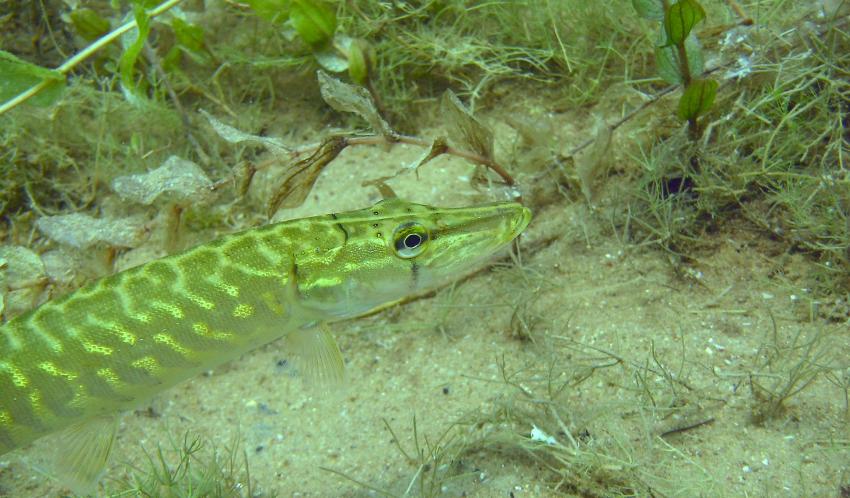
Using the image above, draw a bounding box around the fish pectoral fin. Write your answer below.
[287,323,345,385]
[48,413,119,495]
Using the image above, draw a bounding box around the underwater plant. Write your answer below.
[633,0,720,140]
[2,0,849,496]
[109,430,261,498]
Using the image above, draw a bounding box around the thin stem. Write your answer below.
[676,37,693,88]
[724,0,753,25]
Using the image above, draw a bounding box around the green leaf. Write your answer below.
[246,0,291,24]
[129,0,161,8]
[441,90,495,163]
[347,39,370,85]
[290,0,336,47]
[677,78,718,120]
[171,17,211,65]
[162,45,183,73]
[632,0,664,20]
[655,33,703,84]
[0,50,65,107]
[171,18,204,53]
[118,5,152,97]
[313,47,348,72]
[664,0,706,46]
[70,8,111,41]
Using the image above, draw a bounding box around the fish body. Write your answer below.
[0,198,530,489]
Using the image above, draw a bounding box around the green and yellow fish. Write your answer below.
[0,197,531,492]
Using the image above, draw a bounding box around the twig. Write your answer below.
[724,0,753,25]
[235,132,519,207]
[659,417,715,437]
[565,84,678,159]
[349,134,517,187]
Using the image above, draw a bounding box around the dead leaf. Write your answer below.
[112,156,214,205]
[575,124,612,204]
[317,71,395,138]
[267,136,348,217]
[441,90,494,162]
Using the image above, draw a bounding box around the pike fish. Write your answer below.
[0,197,531,492]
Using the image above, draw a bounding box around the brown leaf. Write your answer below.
[408,137,449,179]
[267,136,348,217]
[317,71,396,139]
[575,124,612,204]
[441,90,494,162]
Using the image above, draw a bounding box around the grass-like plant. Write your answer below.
[625,1,850,298]
[747,317,837,425]
[107,430,261,498]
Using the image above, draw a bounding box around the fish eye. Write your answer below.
[403,233,421,248]
[392,222,429,259]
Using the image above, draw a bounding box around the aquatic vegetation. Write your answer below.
[1,0,849,495]
[623,1,850,300]
[634,0,721,140]
[109,430,261,498]
[323,416,471,498]
[323,347,718,497]
[747,315,838,425]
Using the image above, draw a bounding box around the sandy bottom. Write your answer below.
[1,128,848,498]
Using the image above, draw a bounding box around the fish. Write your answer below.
[0,197,531,492]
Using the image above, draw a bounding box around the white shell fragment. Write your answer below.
[111,155,214,205]
[530,425,558,446]
[36,213,146,249]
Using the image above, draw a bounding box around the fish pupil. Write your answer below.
[404,233,422,248]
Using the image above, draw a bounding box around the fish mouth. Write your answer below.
[511,205,532,239]
[458,202,532,245]
[420,202,532,282]
[489,203,532,244]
